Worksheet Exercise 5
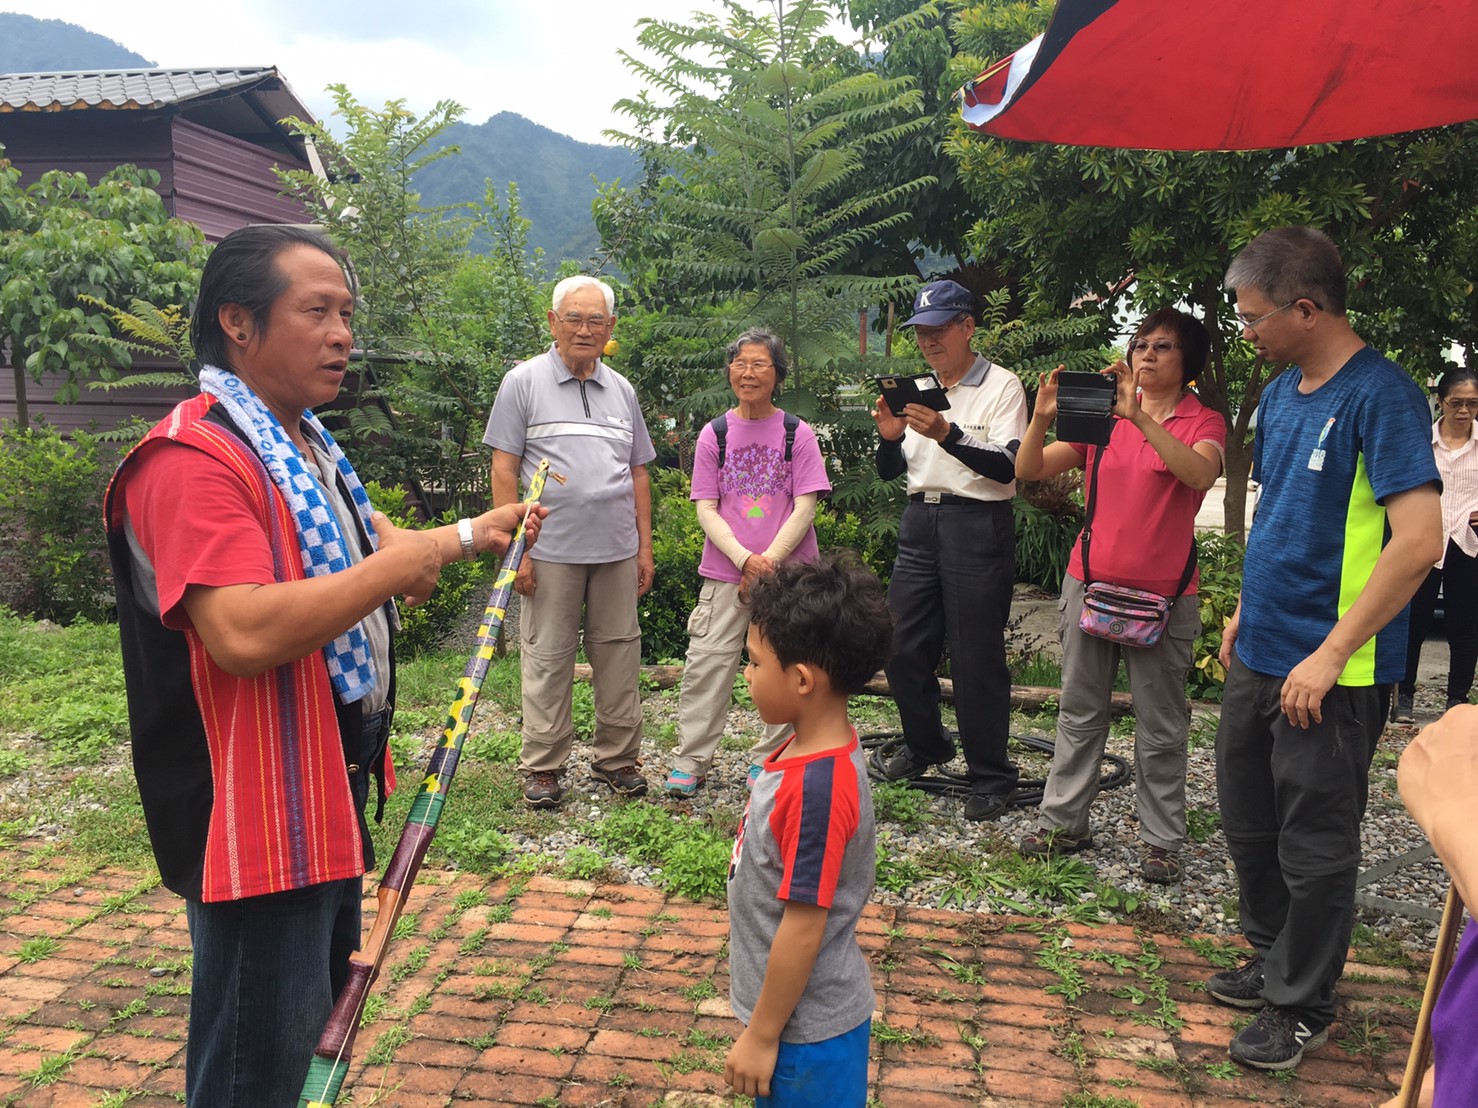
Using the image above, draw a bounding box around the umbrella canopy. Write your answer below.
[961,0,1478,150]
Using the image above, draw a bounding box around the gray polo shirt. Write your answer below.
[483,345,656,564]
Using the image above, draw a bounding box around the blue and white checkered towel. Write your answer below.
[199,365,380,703]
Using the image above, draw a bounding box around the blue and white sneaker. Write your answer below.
[663,769,704,797]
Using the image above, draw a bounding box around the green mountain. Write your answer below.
[415,112,639,268]
[0,13,154,70]
[0,16,628,270]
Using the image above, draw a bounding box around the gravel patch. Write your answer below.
[502,677,1451,954]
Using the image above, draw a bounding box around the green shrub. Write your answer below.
[639,468,704,663]
[1013,471,1084,591]
[1188,532,1246,701]
[364,481,495,658]
[813,504,895,588]
[0,422,116,622]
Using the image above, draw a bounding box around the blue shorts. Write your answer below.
[758,1018,870,1108]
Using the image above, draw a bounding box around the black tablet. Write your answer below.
[875,372,951,416]
[1055,371,1116,445]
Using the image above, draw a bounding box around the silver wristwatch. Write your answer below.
[457,517,476,561]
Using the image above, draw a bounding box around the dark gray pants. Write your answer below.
[885,500,1019,796]
[1214,653,1383,1024]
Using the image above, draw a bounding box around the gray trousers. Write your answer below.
[671,578,791,777]
[1037,574,1199,851]
[1214,653,1383,1024]
[518,556,644,774]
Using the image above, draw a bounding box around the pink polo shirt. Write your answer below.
[1065,391,1227,596]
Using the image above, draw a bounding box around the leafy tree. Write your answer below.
[606,0,939,399]
[949,3,1478,536]
[845,0,978,278]
[0,155,204,430]
[276,88,547,512]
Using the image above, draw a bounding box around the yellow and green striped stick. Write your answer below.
[300,460,555,1108]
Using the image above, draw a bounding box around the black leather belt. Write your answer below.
[908,492,992,506]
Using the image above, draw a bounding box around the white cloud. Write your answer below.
[2,0,716,143]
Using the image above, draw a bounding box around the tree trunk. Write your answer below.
[11,356,28,432]
[1222,436,1253,542]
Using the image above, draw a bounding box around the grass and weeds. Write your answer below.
[0,614,130,766]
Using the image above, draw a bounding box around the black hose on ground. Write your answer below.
[860,730,1132,809]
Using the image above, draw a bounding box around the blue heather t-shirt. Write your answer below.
[1237,347,1438,685]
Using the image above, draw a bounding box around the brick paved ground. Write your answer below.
[0,841,1425,1107]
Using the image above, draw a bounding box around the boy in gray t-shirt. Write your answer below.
[724,554,894,1106]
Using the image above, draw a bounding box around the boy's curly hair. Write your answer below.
[746,552,894,695]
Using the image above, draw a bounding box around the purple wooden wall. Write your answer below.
[0,114,175,195]
[0,358,195,436]
[170,118,309,241]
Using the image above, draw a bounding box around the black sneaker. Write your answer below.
[962,792,1010,822]
[874,747,933,782]
[1392,692,1414,723]
[1229,1005,1328,1071]
[1207,953,1265,1008]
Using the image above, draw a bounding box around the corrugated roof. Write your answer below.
[0,67,290,112]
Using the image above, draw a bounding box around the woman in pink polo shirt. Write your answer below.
[1014,309,1227,883]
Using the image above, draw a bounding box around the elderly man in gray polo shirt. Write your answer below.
[484,276,657,808]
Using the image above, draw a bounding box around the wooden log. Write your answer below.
[569,664,1135,715]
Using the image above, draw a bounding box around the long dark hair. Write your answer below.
[191,225,347,370]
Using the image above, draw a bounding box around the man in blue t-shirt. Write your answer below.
[1211,227,1442,1073]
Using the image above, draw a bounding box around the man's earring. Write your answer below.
[237,332,248,341]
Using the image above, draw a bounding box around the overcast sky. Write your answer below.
[5,1,744,144]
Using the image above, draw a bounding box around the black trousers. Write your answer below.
[1214,654,1383,1024]
[885,500,1019,796]
[1401,540,1478,701]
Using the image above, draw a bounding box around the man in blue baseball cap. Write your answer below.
[871,279,1027,821]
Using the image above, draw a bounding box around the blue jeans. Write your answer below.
[185,876,361,1107]
[758,1019,870,1108]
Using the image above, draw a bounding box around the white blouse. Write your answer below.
[1431,418,1478,566]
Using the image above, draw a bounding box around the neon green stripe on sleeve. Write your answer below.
[1336,453,1385,686]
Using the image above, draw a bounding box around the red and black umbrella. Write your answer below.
[961,0,1478,150]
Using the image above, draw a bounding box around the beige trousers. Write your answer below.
[518,557,644,774]
[671,578,791,777]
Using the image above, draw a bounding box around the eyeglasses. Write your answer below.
[1235,302,1296,330]
[912,318,967,341]
[555,313,612,331]
[730,360,775,373]
[1443,397,1478,411]
[1127,340,1181,355]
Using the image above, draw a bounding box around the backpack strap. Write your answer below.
[713,410,799,468]
[710,414,729,469]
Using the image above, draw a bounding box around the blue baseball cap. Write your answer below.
[899,280,980,328]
